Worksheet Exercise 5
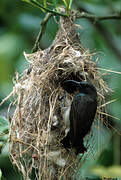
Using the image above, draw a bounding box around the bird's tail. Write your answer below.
[61,134,87,155]
[73,139,87,155]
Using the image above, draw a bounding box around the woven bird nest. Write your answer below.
[9,14,109,180]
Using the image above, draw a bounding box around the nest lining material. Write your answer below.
[9,15,110,180]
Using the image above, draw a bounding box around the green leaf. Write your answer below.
[68,0,73,10]
[90,165,121,178]
[0,169,2,179]
[43,0,47,8]
[0,117,8,126]
[22,0,67,16]
[62,0,73,11]
[0,117,9,146]
[52,0,58,11]
[0,117,8,133]
[22,0,45,12]
[62,0,67,7]
[22,0,30,3]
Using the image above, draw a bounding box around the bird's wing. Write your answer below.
[70,94,97,145]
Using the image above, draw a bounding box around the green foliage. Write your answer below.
[22,0,47,13]
[52,0,58,11]
[22,0,73,15]
[62,0,73,11]
[0,117,9,154]
[0,117,22,179]
[0,0,121,179]
[0,169,2,180]
[90,165,121,178]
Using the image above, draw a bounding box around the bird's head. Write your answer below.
[61,80,80,94]
[79,81,97,98]
[61,80,97,98]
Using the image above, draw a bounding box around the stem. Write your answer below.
[32,13,52,53]
[76,12,121,22]
[24,0,67,17]
[77,7,121,61]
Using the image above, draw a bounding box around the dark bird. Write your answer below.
[61,80,97,154]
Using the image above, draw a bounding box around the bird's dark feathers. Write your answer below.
[70,94,97,154]
[61,80,97,154]
[61,80,97,96]
[61,80,80,94]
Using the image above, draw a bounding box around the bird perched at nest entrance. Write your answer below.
[61,80,97,155]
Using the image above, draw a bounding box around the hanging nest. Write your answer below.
[9,13,110,180]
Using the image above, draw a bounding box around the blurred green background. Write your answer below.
[0,0,121,179]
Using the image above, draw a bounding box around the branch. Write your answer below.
[31,2,121,53]
[23,0,67,17]
[77,7,121,61]
[76,12,121,22]
[32,13,52,53]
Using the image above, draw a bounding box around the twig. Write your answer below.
[0,91,13,106]
[76,11,121,22]
[77,7,121,61]
[32,13,52,53]
[32,4,121,53]
[23,0,67,17]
